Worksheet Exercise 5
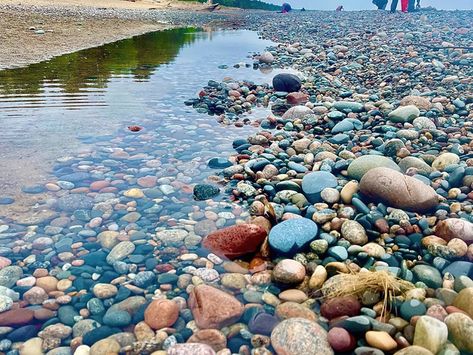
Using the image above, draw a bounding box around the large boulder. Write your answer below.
[189,285,244,329]
[359,167,439,212]
[272,73,301,93]
[202,224,267,259]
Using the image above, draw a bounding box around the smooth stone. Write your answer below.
[302,171,337,203]
[321,296,361,320]
[341,220,368,245]
[202,224,267,260]
[388,105,420,123]
[400,299,427,320]
[444,313,473,353]
[452,287,473,318]
[347,155,400,181]
[144,299,179,330]
[412,265,443,288]
[328,327,356,352]
[271,318,333,355]
[360,167,439,212]
[273,73,302,93]
[394,346,434,355]
[189,285,243,329]
[268,218,318,255]
[365,330,398,352]
[413,315,448,354]
[273,259,306,284]
[436,219,473,244]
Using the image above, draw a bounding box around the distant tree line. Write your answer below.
[191,0,281,10]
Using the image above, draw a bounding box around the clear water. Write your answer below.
[0,28,284,221]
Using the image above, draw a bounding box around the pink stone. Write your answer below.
[328,327,356,352]
[137,176,157,188]
[90,181,110,191]
[0,257,12,270]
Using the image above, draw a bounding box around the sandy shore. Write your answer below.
[0,0,236,70]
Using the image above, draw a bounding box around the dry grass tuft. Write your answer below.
[321,270,415,319]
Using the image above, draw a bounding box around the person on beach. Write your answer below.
[390,0,417,13]
[373,0,388,10]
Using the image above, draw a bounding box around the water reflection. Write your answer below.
[0,28,199,96]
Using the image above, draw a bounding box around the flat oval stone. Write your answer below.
[202,224,267,260]
[302,171,338,203]
[360,167,438,212]
[269,218,318,255]
[347,155,400,181]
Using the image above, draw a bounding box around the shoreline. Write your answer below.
[0,1,241,70]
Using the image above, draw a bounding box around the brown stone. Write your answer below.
[33,308,56,321]
[23,286,48,305]
[359,167,439,212]
[400,96,431,110]
[189,285,244,329]
[275,302,317,321]
[202,224,267,260]
[187,329,227,352]
[287,92,309,105]
[35,276,58,293]
[452,287,473,318]
[0,308,34,326]
[144,299,179,330]
[320,296,361,320]
[436,218,473,244]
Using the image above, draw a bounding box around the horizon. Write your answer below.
[267,0,473,10]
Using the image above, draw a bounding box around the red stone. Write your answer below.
[189,285,244,329]
[0,308,34,326]
[90,181,110,191]
[320,296,361,320]
[202,224,267,260]
[144,299,179,330]
[287,92,309,105]
[328,327,356,352]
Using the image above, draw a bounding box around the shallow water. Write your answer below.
[0,28,283,220]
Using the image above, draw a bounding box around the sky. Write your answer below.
[268,0,473,10]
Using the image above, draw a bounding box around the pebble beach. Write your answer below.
[0,6,473,355]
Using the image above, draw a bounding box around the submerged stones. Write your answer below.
[193,184,220,200]
[189,285,244,329]
[144,299,179,330]
[202,224,267,259]
[359,167,439,212]
[268,218,318,255]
